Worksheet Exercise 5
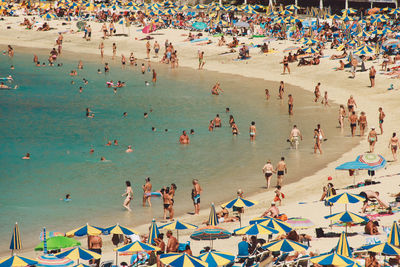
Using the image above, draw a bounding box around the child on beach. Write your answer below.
[274,186,285,206]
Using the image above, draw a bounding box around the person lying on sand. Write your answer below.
[330,50,347,60]
[227,37,239,48]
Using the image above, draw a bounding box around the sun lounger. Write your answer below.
[100,260,113,267]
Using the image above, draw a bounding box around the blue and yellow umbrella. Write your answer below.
[10,223,22,252]
[261,239,308,252]
[0,256,38,267]
[234,223,279,236]
[311,252,354,266]
[160,253,207,267]
[336,232,351,257]
[199,251,234,267]
[160,220,197,242]
[285,4,298,10]
[364,242,400,255]
[55,247,101,264]
[303,47,318,54]
[103,223,138,236]
[208,203,219,227]
[326,192,365,205]
[388,221,400,247]
[354,45,374,55]
[251,217,292,234]
[115,241,159,253]
[66,223,103,237]
[324,211,368,233]
[302,38,317,45]
[222,197,257,209]
[148,219,160,245]
[342,8,357,15]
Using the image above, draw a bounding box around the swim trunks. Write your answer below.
[379,120,384,124]
[193,194,200,204]
[351,123,356,128]
[277,171,284,176]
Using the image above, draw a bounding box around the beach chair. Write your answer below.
[178,241,190,252]
[100,260,113,267]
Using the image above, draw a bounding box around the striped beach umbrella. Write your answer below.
[35,236,80,251]
[222,197,257,209]
[208,203,219,227]
[160,220,197,242]
[326,192,365,206]
[66,223,103,237]
[356,153,386,169]
[287,217,314,229]
[148,219,160,245]
[73,264,90,267]
[10,223,22,253]
[357,30,371,37]
[261,239,308,252]
[302,47,318,54]
[234,223,279,236]
[324,211,369,233]
[103,224,138,236]
[160,253,207,267]
[199,251,234,267]
[336,232,351,257]
[194,4,206,9]
[253,217,292,234]
[390,8,400,15]
[0,256,38,267]
[115,241,159,253]
[342,8,357,15]
[191,226,231,249]
[286,4,298,10]
[303,38,317,45]
[364,242,400,255]
[311,252,354,266]
[55,247,100,264]
[354,45,374,55]
[41,13,56,20]
[388,221,400,247]
[37,254,74,267]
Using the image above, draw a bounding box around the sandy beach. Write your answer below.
[1,14,400,265]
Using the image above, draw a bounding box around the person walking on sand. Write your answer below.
[274,185,284,206]
[142,177,152,207]
[378,107,385,135]
[99,42,104,58]
[349,111,358,137]
[389,133,399,161]
[262,160,275,189]
[359,111,367,136]
[322,91,330,107]
[282,56,290,74]
[314,128,323,154]
[192,179,202,215]
[347,95,357,113]
[368,127,378,153]
[339,105,346,130]
[370,66,376,87]
[198,51,205,70]
[122,181,133,212]
[276,157,287,187]
[249,121,256,141]
[288,94,294,115]
[314,83,321,102]
[289,125,302,149]
[146,41,151,59]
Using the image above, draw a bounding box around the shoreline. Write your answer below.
[1,16,400,259]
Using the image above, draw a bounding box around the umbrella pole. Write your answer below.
[240,213,242,228]
[116,251,118,267]
[177,230,179,243]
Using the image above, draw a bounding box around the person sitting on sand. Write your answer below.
[38,22,50,31]
[218,36,226,46]
[359,190,389,213]
[261,43,269,53]
[330,50,347,60]
[365,220,379,235]
[335,60,345,71]
[366,252,380,267]
[217,206,239,223]
[261,202,279,218]
[278,230,312,243]
[227,37,239,48]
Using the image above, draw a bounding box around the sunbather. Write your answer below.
[359,190,389,213]
[364,220,379,235]
[330,50,347,60]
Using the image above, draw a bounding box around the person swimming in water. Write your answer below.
[126,145,134,153]
[211,82,223,95]
[60,194,71,202]
[22,153,30,160]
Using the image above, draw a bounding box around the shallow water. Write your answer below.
[0,49,358,251]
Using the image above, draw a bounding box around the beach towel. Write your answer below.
[234,56,252,61]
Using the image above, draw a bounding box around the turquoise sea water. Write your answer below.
[0,49,358,251]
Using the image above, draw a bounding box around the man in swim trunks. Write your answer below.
[389,132,399,161]
[276,157,287,187]
[369,66,376,87]
[378,107,385,135]
[288,94,294,115]
[358,111,367,136]
[179,130,190,144]
[347,95,357,113]
[192,179,202,215]
[314,83,321,102]
[261,202,279,218]
[289,125,302,149]
[262,160,275,189]
[166,231,179,252]
[349,111,358,137]
[198,51,205,70]
[213,114,222,128]
[142,177,152,207]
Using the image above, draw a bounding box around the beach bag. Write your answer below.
[278,214,287,221]
[281,193,285,199]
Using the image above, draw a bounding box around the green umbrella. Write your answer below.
[35,236,81,251]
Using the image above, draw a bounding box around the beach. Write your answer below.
[1,13,400,265]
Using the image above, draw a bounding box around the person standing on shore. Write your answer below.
[369,66,376,87]
[339,105,346,130]
[289,125,302,149]
[368,127,378,153]
[314,128,323,154]
[288,94,294,115]
[99,42,104,58]
[359,112,367,136]
[112,43,117,59]
[154,41,160,58]
[192,179,202,215]
[122,181,133,212]
[142,177,152,207]
[198,51,205,70]
[314,82,321,102]
[378,107,385,135]
[262,160,275,189]
[275,157,287,187]
[282,56,290,74]
[88,235,102,267]
[249,121,256,141]
[389,133,399,161]
[347,95,357,113]
[349,111,358,137]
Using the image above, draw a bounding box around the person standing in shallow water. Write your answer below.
[122,181,133,211]
[288,94,294,115]
[192,179,202,215]
[249,121,256,141]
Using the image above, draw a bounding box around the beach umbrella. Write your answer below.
[372,17,387,24]
[35,236,81,251]
[390,8,400,15]
[66,223,103,237]
[194,4,206,9]
[10,222,22,254]
[303,38,317,45]
[335,232,351,257]
[253,217,292,234]
[310,252,354,266]
[39,231,63,241]
[208,203,219,227]
[356,153,386,169]
[331,14,342,20]
[127,5,139,10]
[302,47,318,54]
[41,13,56,20]
[261,239,308,252]
[73,265,90,267]
[286,217,315,229]
[192,22,207,30]
[103,224,138,236]
[159,220,197,242]
[199,251,234,267]
[148,219,160,245]
[37,254,74,267]
[55,247,100,264]
[370,29,384,35]
[354,45,374,55]
[0,256,38,267]
[383,39,400,47]
[191,226,231,249]
[357,30,371,37]
[388,221,400,247]
[342,8,357,15]
[324,211,369,233]
[234,223,279,237]
[160,253,207,267]
[286,4,298,10]
[364,242,400,255]
[221,196,257,226]
[115,241,159,253]
[325,192,365,207]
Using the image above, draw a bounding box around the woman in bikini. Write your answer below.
[122,181,133,211]
[389,132,399,161]
[208,120,214,132]
[161,187,173,221]
[368,127,378,153]
[314,128,322,154]
[338,105,346,130]
[231,121,239,135]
